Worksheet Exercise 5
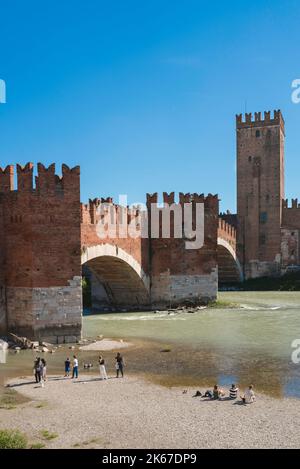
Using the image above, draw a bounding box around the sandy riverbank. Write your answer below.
[1,374,300,448]
[79,339,132,351]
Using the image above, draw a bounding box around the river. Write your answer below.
[1,291,300,398]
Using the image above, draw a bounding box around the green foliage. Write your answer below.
[0,429,27,449]
[208,300,238,308]
[40,430,58,440]
[30,442,46,449]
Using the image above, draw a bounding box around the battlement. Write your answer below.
[236,110,284,129]
[0,163,80,195]
[0,165,14,192]
[282,198,300,209]
[146,192,218,207]
[218,218,236,237]
[81,198,143,225]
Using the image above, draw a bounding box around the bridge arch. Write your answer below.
[81,244,150,310]
[217,237,243,285]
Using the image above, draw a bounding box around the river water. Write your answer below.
[1,292,300,398]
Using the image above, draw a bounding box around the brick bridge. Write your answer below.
[0,163,241,343]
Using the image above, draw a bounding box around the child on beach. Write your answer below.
[65,357,71,377]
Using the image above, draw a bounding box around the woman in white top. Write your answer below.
[99,355,108,380]
[241,385,255,404]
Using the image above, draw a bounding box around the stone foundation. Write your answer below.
[6,276,82,343]
[150,269,218,307]
[245,260,281,279]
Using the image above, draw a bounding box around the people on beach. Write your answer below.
[65,357,71,377]
[41,358,47,381]
[99,355,108,380]
[34,357,42,383]
[115,352,124,378]
[72,355,79,379]
[202,385,225,400]
[229,383,239,399]
[241,385,255,404]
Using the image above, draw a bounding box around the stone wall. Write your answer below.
[0,163,82,342]
[236,111,285,278]
[6,277,82,343]
[148,193,218,307]
[151,270,218,307]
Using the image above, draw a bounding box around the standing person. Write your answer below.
[41,358,47,381]
[40,359,45,387]
[65,357,71,377]
[33,357,41,383]
[72,355,79,379]
[98,355,108,380]
[229,383,239,399]
[115,352,124,378]
[241,385,255,404]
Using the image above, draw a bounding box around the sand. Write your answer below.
[79,339,132,351]
[1,374,300,449]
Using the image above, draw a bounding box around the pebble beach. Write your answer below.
[1,374,300,449]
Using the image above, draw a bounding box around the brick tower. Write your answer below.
[236,110,285,278]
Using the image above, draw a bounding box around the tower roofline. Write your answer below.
[236,110,285,131]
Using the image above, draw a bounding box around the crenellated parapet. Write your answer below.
[81,197,143,226]
[282,198,300,209]
[218,218,237,249]
[146,192,218,207]
[236,109,284,130]
[0,162,80,196]
[0,165,14,192]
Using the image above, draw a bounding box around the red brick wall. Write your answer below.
[0,163,81,288]
[236,110,285,278]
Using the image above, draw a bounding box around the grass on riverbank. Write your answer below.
[208,300,239,309]
[0,388,30,410]
[0,429,27,449]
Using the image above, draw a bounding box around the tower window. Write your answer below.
[256,130,261,138]
[248,156,252,162]
[260,212,268,224]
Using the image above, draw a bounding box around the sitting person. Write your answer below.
[229,383,239,399]
[203,385,224,400]
[213,384,225,400]
[241,385,255,404]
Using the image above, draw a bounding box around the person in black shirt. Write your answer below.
[115,352,125,378]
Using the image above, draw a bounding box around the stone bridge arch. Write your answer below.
[217,219,243,285]
[217,237,243,285]
[81,244,150,311]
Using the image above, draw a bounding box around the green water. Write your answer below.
[1,292,300,398]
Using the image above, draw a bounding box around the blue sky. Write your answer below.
[0,0,300,211]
